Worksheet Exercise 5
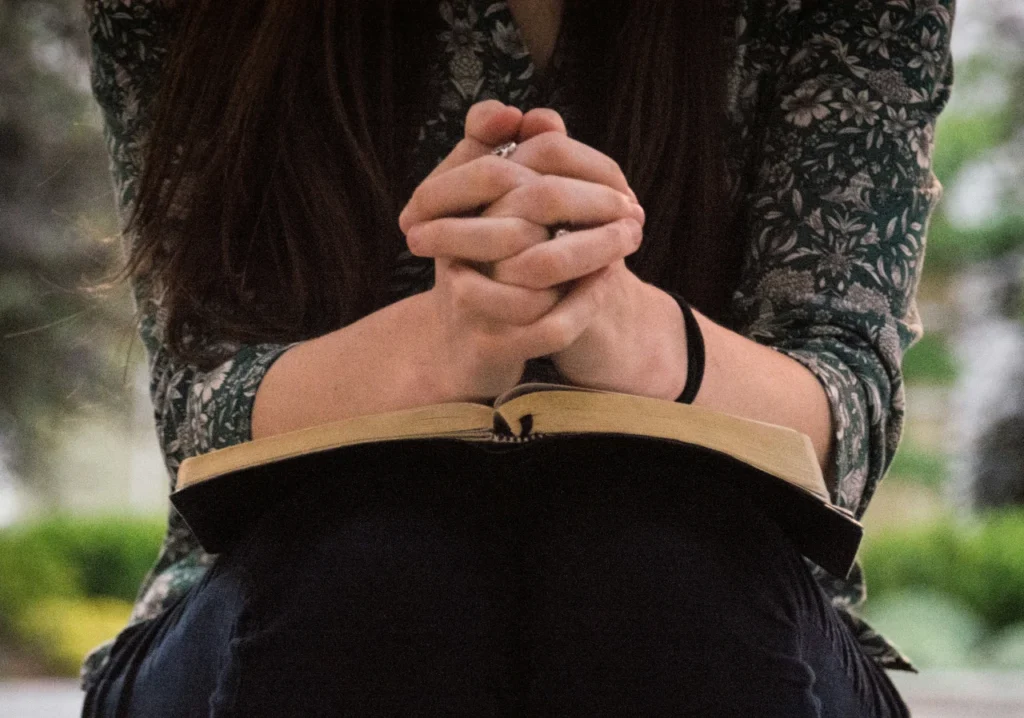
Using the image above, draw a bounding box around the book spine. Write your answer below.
[492,412,546,443]
[489,432,548,444]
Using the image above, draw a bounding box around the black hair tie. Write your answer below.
[663,289,705,405]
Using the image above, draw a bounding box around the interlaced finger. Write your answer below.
[482,175,643,229]
[507,132,636,201]
[422,101,528,182]
[399,155,541,232]
[444,260,562,326]
[489,218,642,289]
[406,216,550,262]
[505,265,612,358]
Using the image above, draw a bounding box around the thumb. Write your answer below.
[422,101,523,182]
[465,100,523,146]
[518,108,568,141]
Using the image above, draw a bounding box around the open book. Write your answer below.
[172,382,862,577]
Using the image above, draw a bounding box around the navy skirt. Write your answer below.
[83,437,909,717]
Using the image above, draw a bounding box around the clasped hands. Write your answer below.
[398,100,688,402]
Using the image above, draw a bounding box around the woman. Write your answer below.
[81,0,953,715]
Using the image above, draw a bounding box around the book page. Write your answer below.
[492,382,617,407]
[177,402,495,489]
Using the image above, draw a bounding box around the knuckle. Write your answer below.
[449,272,476,311]
[511,217,544,244]
[610,218,641,248]
[541,314,575,350]
[493,219,528,255]
[625,218,644,245]
[605,220,630,245]
[612,191,634,217]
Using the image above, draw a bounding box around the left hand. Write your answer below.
[400,104,688,399]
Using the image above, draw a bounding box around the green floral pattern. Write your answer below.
[80,0,953,688]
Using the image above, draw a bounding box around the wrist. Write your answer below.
[642,283,691,402]
[411,289,464,402]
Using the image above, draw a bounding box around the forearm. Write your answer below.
[251,291,452,440]
[647,287,837,492]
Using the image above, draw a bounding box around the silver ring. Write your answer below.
[553,228,571,238]
[492,141,517,159]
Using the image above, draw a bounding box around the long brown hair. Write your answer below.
[126,0,740,365]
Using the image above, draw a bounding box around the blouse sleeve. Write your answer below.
[86,0,296,487]
[730,0,954,517]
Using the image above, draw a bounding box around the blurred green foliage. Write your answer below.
[902,332,959,386]
[862,510,1024,633]
[0,515,165,610]
[887,441,948,488]
[931,108,1015,187]
[0,515,164,675]
[923,42,1024,273]
[927,211,1024,272]
[861,510,1024,668]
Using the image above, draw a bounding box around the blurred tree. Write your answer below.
[0,0,135,503]
[926,0,1024,271]
[938,0,1024,510]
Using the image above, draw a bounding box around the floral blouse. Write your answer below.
[80,0,954,689]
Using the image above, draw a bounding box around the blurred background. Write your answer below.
[1,0,1023,714]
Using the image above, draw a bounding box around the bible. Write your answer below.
[172,382,862,577]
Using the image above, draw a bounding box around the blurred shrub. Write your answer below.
[886,442,948,488]
[0,532,79,620]
[5,515,167,600]
[928,212,1024,270]
[902,332,959,386]
[862,509,1024,632]
[0,515,163,676]
[931,109,1014,186]
[14,597,134,676]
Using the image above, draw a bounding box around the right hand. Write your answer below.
[402,101,642,402]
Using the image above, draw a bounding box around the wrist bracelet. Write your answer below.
[664,289,705,404]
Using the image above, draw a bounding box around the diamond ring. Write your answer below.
[491,141,518,159]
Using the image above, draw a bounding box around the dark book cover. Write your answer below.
[171,433,861,578]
